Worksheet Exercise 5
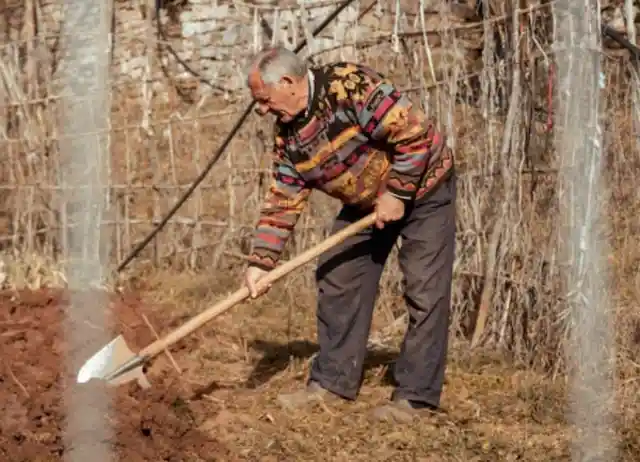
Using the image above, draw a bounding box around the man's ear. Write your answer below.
[280,75,295,87]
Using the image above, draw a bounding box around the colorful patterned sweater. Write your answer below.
[248,62,454,270]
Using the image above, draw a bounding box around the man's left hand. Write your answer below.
[374,192,405,229]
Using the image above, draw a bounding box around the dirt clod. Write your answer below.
[0,288,235,461]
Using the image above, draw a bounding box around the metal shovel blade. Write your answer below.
[76,335,151,389]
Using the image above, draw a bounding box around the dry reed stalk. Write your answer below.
[625,0,640,148]
[141,313,183,375]
[191,117,206,267]
[0,47,47,195]
[4,360,29,398]
[209,119,233,269]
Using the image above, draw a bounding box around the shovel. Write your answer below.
[76,212,377,388]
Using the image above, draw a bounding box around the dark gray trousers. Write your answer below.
[309,172,456,408]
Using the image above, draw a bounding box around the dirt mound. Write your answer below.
[0,288,235,461]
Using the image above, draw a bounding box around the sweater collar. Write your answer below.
[304,69,315,118]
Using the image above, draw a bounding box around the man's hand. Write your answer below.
[374,192,405,229]
[244,266,271,298]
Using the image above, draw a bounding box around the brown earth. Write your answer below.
[0,288,237,462]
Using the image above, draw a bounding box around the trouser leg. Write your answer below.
[309,206,396,400]
[392,173,457,408]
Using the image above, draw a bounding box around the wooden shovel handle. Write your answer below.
[140,212,377,359]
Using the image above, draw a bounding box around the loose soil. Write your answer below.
[0,288,235,462]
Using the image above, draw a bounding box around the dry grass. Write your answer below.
[0,251,66,290]
[115,268,639,462]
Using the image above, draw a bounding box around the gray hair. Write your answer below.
[247,46,308,86]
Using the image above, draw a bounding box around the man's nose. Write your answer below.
[255,103,268,116]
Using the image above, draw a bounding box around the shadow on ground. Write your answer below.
[243,339,398,389]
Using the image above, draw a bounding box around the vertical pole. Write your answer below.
[553,1,617,460]
[58,1,113,461]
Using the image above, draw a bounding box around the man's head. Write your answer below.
[246,46,309,123]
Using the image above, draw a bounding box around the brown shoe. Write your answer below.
[371,399,438,423]
[276,381,338,411]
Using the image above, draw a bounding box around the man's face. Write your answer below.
[248,70,303,123]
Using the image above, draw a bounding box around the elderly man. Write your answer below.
[244,46,456,422]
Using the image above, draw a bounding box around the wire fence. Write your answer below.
[1,0,639,364]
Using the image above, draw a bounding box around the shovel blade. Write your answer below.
[77,335,151,389]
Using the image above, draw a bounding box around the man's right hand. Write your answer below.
[244,266,271,298]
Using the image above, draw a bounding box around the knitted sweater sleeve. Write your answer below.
[248,131,311,271]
